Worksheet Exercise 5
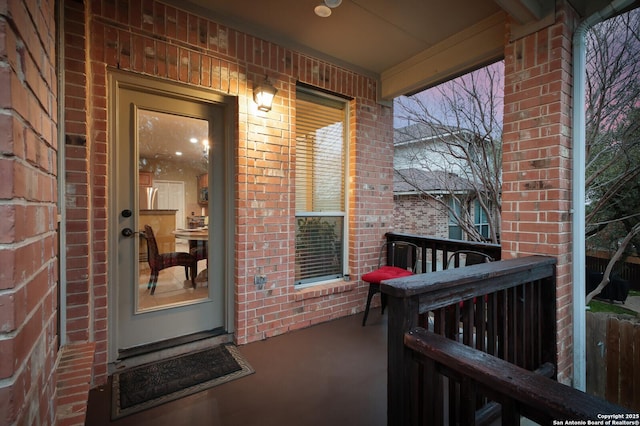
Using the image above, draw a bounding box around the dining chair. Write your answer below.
[446,250,494,269]
[361,241,419,326]
[446,249,494,312]
[143,225,197,295]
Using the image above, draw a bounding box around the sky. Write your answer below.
[392,61,505,130]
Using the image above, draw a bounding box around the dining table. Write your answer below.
[172,228,209,281]
[171,228,208,241]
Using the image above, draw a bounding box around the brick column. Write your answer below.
[0,0,59,424]
[64,0,93,344]
[501,1,579,384]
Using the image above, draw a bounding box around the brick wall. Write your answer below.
[63,0,392,383]
[393,195,449,238]
[502,0,579,384]
[0,0,60,425]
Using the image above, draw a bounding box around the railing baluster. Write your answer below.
[524,281,534,370]
[535,280,542,367]
[475,295,486,353]
[462,299,474,346]
[498,289,507,360]
[487,292,497,356]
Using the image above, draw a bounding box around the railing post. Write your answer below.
[386,289,419,426]
[540,272,558,372]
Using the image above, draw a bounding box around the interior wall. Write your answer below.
[140,158,204,220]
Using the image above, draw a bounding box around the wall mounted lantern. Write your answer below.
[253,76,278,112]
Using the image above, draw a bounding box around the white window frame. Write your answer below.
[294,87,349,287]
[448,197,463,240]
[474,199,490,240]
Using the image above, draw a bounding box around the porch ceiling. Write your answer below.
[170,0,622,101]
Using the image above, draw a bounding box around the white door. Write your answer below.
[154,180,185,228]
[109,73,229,362]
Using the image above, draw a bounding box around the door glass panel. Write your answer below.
[137,109,210,312]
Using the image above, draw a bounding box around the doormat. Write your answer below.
[111,344,254,419]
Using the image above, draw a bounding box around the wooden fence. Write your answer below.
[586,256,640,291]
[586,312,640,412]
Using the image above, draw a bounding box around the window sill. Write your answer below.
[294,279,356,302]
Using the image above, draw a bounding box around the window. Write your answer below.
[448,198,462,240]
[474,200,490,239]
[295,89,347,286]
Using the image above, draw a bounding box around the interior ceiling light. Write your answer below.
[324,0,342,7]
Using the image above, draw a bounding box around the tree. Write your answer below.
[393,9,640,302]
[394,62,503,243]
[584,10,640,261]
[585,222,640,304]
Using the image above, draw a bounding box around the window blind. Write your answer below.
[295,94,345,213]
[295,90,346,285]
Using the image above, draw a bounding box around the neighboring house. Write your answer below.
[393,123,498,242]
[394,123,476,175]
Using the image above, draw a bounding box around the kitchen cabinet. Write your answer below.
[139,209,177,261]
[138,172,156,209]
[139,171,153,186]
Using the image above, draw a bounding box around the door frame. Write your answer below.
[106,70,236,363]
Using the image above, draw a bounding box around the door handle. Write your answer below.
[121,228,135,237]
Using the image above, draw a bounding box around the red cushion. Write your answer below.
[362,265,413,284]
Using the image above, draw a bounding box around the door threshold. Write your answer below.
[110,329,232,374]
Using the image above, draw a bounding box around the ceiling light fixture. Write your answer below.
[324,0,342,7]
[253,75,278,112]
[314,4,331,17]
[315,0,342,17]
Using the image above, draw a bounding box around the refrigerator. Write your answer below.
[140,186,158,210]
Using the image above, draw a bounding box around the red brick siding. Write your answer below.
[55,343,95,426]
[502,0,579,384]
[62,0,390,382]
[393,195,450,238]
[63,0,93,351]
[0,0,59,425]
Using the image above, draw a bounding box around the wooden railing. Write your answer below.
[385,232,502,273]
[404,328,634,425]
[381,255,559,426]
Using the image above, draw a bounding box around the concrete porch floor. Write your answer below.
[85,312,388,426]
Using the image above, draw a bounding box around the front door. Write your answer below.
[109,73,229,362]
